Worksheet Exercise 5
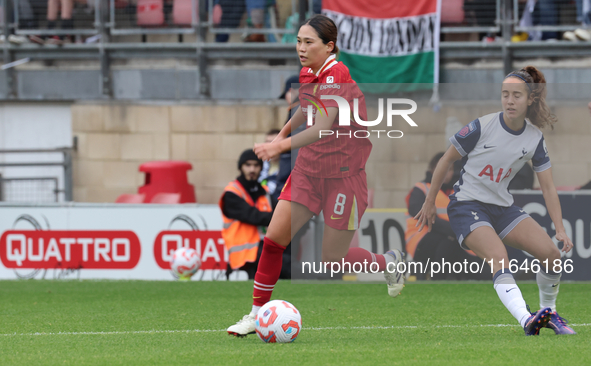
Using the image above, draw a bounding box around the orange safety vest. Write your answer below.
[219,180,272,269]
[405,182,450,258]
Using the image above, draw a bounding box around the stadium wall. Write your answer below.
[0,104,72,201]
[71,102,285,203]
[70,102,591,206]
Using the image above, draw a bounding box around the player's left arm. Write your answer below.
[537,168,573,253]
[531,136,573,252]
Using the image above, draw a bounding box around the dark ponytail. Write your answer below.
[504,66,557,129]
[300,14,339,55]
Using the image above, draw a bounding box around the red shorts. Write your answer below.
[279,169,368,231]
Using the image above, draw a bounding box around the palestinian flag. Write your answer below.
[322,0,440,91]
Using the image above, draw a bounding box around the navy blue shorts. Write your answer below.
[447,197,530,250]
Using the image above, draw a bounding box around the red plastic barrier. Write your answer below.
[115,194,145,203]
[150,193,181,204]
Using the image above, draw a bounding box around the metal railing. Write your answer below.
[1,0,587,39]
[0,148,73,202]
[6,0,306,39]
[0,177,59,202]
[0,0,4,35]
[0,0,588,100]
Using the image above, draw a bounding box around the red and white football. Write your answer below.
[255,300,302,343]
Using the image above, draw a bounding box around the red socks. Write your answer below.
[253,237,286,307]
[343,247,387,272]
[252,242,385,307]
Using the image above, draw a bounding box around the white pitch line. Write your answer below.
[306,323,591,331]
[1,323,589,337]
[0,329,227,337]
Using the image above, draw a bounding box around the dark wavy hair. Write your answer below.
[504,66,557,129]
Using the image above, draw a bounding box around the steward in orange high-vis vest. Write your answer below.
[220,150,274,274]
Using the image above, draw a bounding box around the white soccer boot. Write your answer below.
[384,249,405,298]
[227,314,256,337]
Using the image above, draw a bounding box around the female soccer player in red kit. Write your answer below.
[227,15,405,337]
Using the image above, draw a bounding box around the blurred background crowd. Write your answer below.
[1,0,590,44]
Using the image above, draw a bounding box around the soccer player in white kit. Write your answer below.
[415,66,576,336]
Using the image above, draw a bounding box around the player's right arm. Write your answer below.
[415,119,482,231]
[254,106,337,161]
[255,107,306,160]
[415,145,462,232]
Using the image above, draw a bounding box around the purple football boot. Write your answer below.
[524,306,551,336]
[546,311,576,335]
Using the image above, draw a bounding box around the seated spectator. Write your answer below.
[281,0,320,43]
[281,11,298,43]
[258,129,281,195]
[313,0,321,14]
[0,0,38,44]
[244,0,273,42]
[213,0,276,42]
[533,0,559,40]
[464,0,496,26]
[564,0,591,41]
[220,149,283,279]
[518,0,559,41]
[47,0,75,44]
[578,0,591,25]
[19,0,42,30]
[213,0,246,42]
[405,152,485,280]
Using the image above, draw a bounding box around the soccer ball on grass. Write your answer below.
[255,300,302,343]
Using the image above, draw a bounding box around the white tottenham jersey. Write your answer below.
[449,112,551,207]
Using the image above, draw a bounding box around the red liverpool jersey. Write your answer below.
[295,54,372,178]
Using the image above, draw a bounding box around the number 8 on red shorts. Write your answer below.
[279,169,368,231]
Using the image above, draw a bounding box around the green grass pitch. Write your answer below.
[0,280,589,365]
